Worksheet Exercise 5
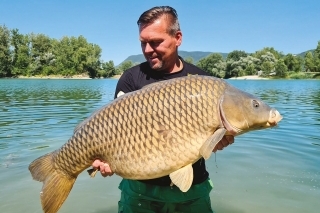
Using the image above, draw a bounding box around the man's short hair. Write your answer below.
[137,6,181,36]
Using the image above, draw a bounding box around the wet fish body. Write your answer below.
[29,75,282,213]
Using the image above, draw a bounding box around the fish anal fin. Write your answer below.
[169,164,193,192]
[200,128,227,159]
[29,152,76,213]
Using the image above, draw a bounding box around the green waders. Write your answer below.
[118,178,214,213]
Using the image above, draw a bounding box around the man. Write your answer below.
[93,6,234,213]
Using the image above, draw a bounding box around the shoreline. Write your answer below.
[3,75,271,80]
[229,75,269,80]
[10,74,124,80]
[108,74,122,79]
[16,74,92,79]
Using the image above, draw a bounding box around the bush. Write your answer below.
[288,71,314,79]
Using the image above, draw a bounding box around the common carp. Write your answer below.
[29,75,282,213]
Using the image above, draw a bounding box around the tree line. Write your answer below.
[194,44,320,79]
[0,25,122,78]
[1,25,320,79]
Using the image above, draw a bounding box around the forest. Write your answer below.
[1,25,320,79]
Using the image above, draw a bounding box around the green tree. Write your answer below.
[226,50,247,61]
[67,35,102,77]
[72,36,91,73]
[196,53,224,76]
[11,29,31,76]
[99,60,116,78]
[29,33,54,75]
[0,26,107,78]
[254,51,277,75]
[253,47,283,60]
[118,60,134,74]
[226,60,247,77]
[225,55,260,78]
[314,41,320,72]
[225,51,254,78]
[52,35,102,77]
[275,59,288,77]
[85,43,102,78]
[0,25,12,77]
[184,57,194,64]
[243,56,260,75]
[314,41,320,58]
[304,52,317,72]
[54,36,76,75]
[211,61,226,78]
[261,61,274,74]
[283,54,302,72]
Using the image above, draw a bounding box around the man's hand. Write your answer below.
[92,159,114,177]
[213,135,234,152]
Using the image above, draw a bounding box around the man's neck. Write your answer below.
[168,58,183,74]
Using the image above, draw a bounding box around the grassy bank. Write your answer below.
[5,73,319,80]
[16,74,91,79]
[269,72,320,80]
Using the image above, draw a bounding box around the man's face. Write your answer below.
[139,16,182,71]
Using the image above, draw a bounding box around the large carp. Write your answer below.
[29,75,282,213]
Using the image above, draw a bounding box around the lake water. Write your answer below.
[0,78,319,213]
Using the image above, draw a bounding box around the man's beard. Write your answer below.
[149,60,163,71]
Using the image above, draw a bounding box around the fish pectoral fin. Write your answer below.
[169,164,193,192]
[200,128,227,160]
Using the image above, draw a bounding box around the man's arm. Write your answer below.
[113,71,136,99]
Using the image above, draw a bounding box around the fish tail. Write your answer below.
[29,152,76,213]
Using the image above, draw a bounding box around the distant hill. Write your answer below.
[120,50,314,65]
[296,49,315,58]
[120,50,228,65]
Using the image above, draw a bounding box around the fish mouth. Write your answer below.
[266,109,283,127]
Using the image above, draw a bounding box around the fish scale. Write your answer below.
[29,75,282,213]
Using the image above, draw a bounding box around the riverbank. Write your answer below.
[229,75,269,80]
[9,74,319,80]
[16,74,92,79]
[108,74,122,79]
[14,74,123,79]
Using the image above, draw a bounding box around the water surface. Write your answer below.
[0,79,319,213]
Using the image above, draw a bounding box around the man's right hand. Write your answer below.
[92,159,114,177]
[213,135,234,152]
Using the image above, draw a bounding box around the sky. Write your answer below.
[1,0,320,65]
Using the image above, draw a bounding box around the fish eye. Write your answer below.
[252,100,259,108]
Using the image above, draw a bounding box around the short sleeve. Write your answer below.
[114,71,136,99]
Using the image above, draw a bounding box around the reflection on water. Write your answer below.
[0,79,319,213]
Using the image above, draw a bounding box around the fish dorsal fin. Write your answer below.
[200,128,227,159]
[74,107,103,133]
[169,164,193,192]
[74,118,89,133]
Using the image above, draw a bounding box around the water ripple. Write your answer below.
[1,78,320,213]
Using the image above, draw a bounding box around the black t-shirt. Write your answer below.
[114,58,209,186]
